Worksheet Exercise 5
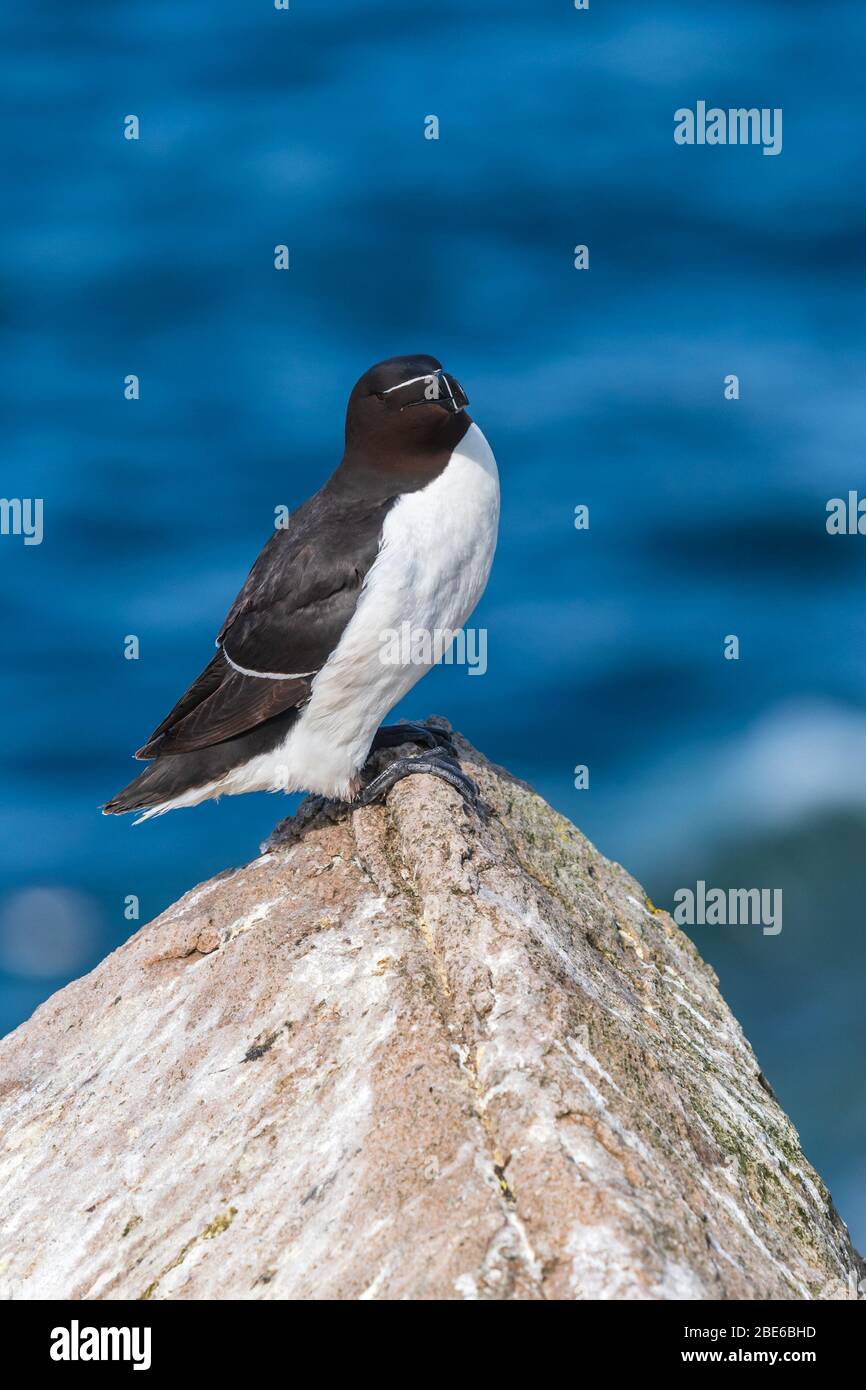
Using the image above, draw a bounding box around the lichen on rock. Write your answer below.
[0,721,861,1300]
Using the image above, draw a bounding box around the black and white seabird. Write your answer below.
[104,355,499,821]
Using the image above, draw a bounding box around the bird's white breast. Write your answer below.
[234,422,500,798]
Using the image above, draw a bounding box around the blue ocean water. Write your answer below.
[2,1,865,1246]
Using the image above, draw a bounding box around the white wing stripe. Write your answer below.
[222,645,316,681]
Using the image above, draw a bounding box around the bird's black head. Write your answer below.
[344,355,471,461]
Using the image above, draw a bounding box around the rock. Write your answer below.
[0,722,861,1301]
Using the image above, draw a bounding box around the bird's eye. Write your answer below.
[375,391,385,401]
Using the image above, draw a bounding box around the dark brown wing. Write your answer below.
[135,485,393,760]
[135,651,227,756]
[138,662,310,757]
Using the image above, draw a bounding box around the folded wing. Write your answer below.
[135,489,391,761]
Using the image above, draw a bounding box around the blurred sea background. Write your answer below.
[1,0,865,1246]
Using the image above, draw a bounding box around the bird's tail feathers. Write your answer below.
[102,758,220,820]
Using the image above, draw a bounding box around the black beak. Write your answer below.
[439,372,469,413]
[380,368,469,413]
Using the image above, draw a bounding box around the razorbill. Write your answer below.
[104,355,499,821]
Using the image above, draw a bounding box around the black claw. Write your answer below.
[370,721,456,755]
[356,750,478,809]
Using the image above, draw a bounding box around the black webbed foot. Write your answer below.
[355,749,478,810]
[370,721,457,756]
